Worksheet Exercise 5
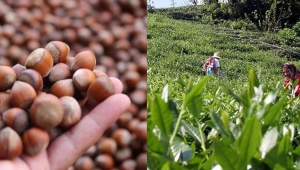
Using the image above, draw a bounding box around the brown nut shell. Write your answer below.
[73,68,96,92]
[0,66,17,91]
[10,81,37,110]
[74,156,94,170]
[48,63,72,83]
[0,92,12,114]
[50,79,76,98]
[59,96,82,128]
[22,127,50,156]
[2,108,29,134]
[25,48,53,77]
[87,77,114,106]
[12,64,26,78]
[29,93,64,129]
[93,69,108,78]
[18,69,43,92]
[0,127,23,160]
[70,51,96,72]
[45,41,70,64]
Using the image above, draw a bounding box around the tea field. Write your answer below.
[147,13,300,170]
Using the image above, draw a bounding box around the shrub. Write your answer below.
[276,28,297,45]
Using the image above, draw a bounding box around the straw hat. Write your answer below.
[212,52,221,59]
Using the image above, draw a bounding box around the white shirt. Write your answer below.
[214,58,220,68]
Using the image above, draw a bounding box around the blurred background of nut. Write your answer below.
[0,0,146,169]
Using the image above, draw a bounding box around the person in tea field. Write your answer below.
[203,52,221,76]
[282,62,300,97]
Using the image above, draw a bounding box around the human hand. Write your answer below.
[0,77,131,170]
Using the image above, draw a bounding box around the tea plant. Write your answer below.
[148,13,300,170]
[148,68,300,169]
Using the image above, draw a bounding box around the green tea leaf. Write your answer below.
[248,67,260,98]
[184,76,209,119]
[263,94,286,126]
[235,115,261,164]
[161,161,190,170]
[214,138,246,170]
[150,95,174,137]
[148,119,168,154]
[170,137,193,162]
[220,111,230,134]
[210,112,229,138]
[259,127,278,159]
[263,134,293,169]
[180,120,202,144]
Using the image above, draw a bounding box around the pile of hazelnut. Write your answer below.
[0,41,115,159]
[0,0,147,169]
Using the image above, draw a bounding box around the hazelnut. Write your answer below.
[18,69,43,92]
[114,147,132,162]
[10,81,37,110]
[116,112,133,128]
[29,93,64,129]
[46,127,62,141]
[45,41,70,64]
[93,70,107,78]
[111,128,131,148]
[59,96,82,128]
[122,70,141,88]
[129,89,146,105]
[84,145,97,158]
[87,77,114,106]
[0,92,12,113]
[120,159,137,170]
[25,48,53,77]
[95,154,114,170]
[50,79,76,98]
[65,56,74,68]
[126,118,140,133]
[12,64,26,78]
[96,138,117,155]
[0,127,23,160]
[0,66,17,91]
[22,127,50,156]
[70,51,96,72]
[73,156,94,170]
[48,63,72,83]
[2,107,29,134]
[133,121,146,142]
[72,68,96,92]
[136,153,147,170]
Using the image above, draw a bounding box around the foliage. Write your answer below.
[153,0,300,32]
[147,0,155,12]
[147,13,300,169]
[229,20,257,30]
[148,67,300,169]
[292,22,300,37]
[276,28,297,45]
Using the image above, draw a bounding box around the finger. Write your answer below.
[0,158,30,170]
[109,77,123,94]
[19,151,50,170]
[47,94,131,170]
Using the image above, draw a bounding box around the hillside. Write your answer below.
[147,12,299,97]
[147,12,300,170]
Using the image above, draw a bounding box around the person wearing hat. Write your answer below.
[203,52,221,76]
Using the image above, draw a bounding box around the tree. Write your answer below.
[190,0,198,6]
[171,0,176,7]
[147,0,155,12]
